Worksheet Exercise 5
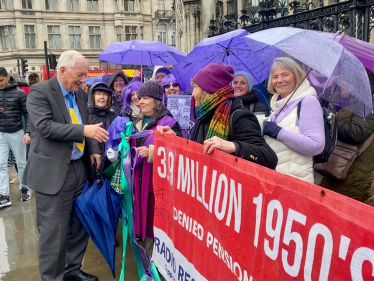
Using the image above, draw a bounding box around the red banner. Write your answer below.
[152,134,374,281]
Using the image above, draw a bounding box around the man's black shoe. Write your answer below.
[64,270,98,281]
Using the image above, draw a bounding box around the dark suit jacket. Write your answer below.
[23,76,100,195]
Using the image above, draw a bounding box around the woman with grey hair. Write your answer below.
[262,57,325,183]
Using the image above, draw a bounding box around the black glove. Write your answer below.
[263,121,282,139]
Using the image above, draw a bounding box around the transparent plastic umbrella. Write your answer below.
[245,27,373,117]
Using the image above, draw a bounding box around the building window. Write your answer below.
[48,25,61,49]
[125,26,137,41]
[22,0,32,9]
[114,0,119,11]
[68,25,81,48]
[45,0,58,10]
[158,24,167,44]
[246,0,259,6]
[10,26,16,49]
[116,26,122,42]
[87,0,98,11]
[89,26,101,49]
[0,26,16,50]
[24,25,36,49]
[67,0,78,11]
[0,0,13,10]
[0,27,9,49]
[157,0,165,10]
[124,0,134,11]
[227,0,237,14]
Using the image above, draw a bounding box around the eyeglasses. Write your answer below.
[164,83,180,89]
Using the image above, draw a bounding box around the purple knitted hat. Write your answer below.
[137,81,163,101]
[192,62,235,94]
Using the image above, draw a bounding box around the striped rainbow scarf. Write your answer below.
[195,86,236,140]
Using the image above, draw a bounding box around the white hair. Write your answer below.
[56,50,87,73]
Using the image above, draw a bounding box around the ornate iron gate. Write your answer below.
[209,0,374,42]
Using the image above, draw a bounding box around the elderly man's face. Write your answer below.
[60,59,88,92]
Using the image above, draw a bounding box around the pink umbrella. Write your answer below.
[319,31,374,73]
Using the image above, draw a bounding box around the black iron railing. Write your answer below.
[209,0,374,42]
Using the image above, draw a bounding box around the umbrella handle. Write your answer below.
[92,163,102,185]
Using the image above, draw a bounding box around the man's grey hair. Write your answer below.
[56,50,87,73]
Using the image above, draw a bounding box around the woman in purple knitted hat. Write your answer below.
[157,62,278,169]
[129,80,182,251]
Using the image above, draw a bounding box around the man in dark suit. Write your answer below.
[23,50,109,281]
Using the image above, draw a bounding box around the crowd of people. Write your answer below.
[0,48,373,281]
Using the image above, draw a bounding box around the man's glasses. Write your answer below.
[164,83,180,89]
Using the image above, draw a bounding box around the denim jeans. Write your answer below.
[0,130,27,196]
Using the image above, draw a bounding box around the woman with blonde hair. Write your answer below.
[262,57,325,183]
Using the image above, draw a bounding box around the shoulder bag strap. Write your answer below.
[358,133,374,155]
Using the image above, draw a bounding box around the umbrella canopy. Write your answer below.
[74,181,107,257]
[85,76,103,86]
[318,31,374,74]
[74,178,122,277]
[91,179,122,277]
[98,40,185,66]
[172,29,277,93]
[244,27,373,117]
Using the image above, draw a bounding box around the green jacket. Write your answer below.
[321,97,374,203]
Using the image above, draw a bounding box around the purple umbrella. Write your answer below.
[318,31,374,74]
[172,29,279,93]
[98,40,185,66]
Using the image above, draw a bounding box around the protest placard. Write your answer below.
[153,133,374,281]
[166,95,192,130]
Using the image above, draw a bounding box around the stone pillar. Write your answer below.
[13,0,21,9]
[60,24,69,49]
[200,0,215,42]
[175,0,185,52]
[36,19,44,50]
[15,20,25,49]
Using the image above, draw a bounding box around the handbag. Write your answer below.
[315,133,374,181]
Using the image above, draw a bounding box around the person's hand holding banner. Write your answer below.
[157,125,176,136]
[203,136,236,154]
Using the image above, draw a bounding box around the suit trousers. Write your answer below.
[35,158,88,281]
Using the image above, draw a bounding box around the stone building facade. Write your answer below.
[0,0,175,82]
[174,0,223,54]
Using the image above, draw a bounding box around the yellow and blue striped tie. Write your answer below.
[67,92,85,152]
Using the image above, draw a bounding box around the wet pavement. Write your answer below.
[0,168,139,281]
